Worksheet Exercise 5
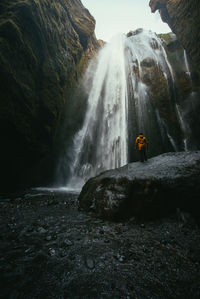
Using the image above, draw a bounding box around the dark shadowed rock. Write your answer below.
[140,57,156,68]
[149,0,200,74]
[166,39,182,52]
[126,28,143,37]
[0,0,101,192]
[79,151,200,221]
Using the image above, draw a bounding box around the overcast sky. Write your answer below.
[81,0,170,42]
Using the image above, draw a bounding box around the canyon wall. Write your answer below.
[126,30,200,162]
[149,0,200,73]
[0,0,100,191]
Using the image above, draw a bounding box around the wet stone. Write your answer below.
[85,258,95,269]
[37,227,47,234]
[48,248,56,256]
[114,253,126,262]
[46,236,52,241]
[63,239,73,246]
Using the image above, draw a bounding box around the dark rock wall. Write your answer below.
[126,30,200,163]
[149,0,200,73]
[159,33,200,149]
[0,0,100,192]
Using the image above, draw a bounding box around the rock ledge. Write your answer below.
[79,151,200,221]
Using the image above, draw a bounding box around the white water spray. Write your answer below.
[59,29,198,189]
[68,35,128,188]
[125,30,177,150]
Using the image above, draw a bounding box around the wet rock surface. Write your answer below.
[0,189,200,298]
[79,151,200,221]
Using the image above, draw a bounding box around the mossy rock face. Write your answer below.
[0,0,100,191]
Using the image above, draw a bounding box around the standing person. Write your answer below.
[135,133,148,162]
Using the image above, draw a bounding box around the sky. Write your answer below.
[81,0,171,42]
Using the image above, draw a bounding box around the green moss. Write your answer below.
[158,33,174,45]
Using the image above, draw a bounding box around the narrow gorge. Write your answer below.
[0,1,200,298]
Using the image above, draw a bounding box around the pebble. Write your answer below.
[1,189,200,298]
[85,258,95,269]
[25,248,32,254]
[115,253,126,262]
[64,239,73,246]
[37,227,47,233]
[48,248,56,256]
[104,239,110,243]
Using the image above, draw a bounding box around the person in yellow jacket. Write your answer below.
[135,133,148,162]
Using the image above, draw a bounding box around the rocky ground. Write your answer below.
[0,188,200,299]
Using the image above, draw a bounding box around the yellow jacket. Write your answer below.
[135,134,148,151]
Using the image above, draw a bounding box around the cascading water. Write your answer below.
[125,30,178,153]
[57,29,200,189]
[67,34,128,188]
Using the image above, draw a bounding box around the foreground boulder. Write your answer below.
[79,151,200,221]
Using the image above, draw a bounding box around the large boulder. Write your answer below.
[79,151,200,221]
[0,0,101,191]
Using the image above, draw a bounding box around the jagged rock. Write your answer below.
[149,0,167,13]
[149,0,200,73]
[0,0,101,192]
[127,28,143,37]
[79,151,200,221]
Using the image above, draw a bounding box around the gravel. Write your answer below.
[0,189,199,298]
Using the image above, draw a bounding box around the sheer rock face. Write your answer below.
[79,151,200,221]
[159,33,200,149]
[127,31,200,159]
[0,0,100,191]
[149,0,200,72]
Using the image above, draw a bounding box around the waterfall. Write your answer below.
[67,34,128,188]
[57,29,200,189]
[124,30,178,151]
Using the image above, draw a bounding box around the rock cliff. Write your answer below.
[126,29,200,163]
[0,0,100,191]
[149,0,200,73]
[79,151,200,221]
